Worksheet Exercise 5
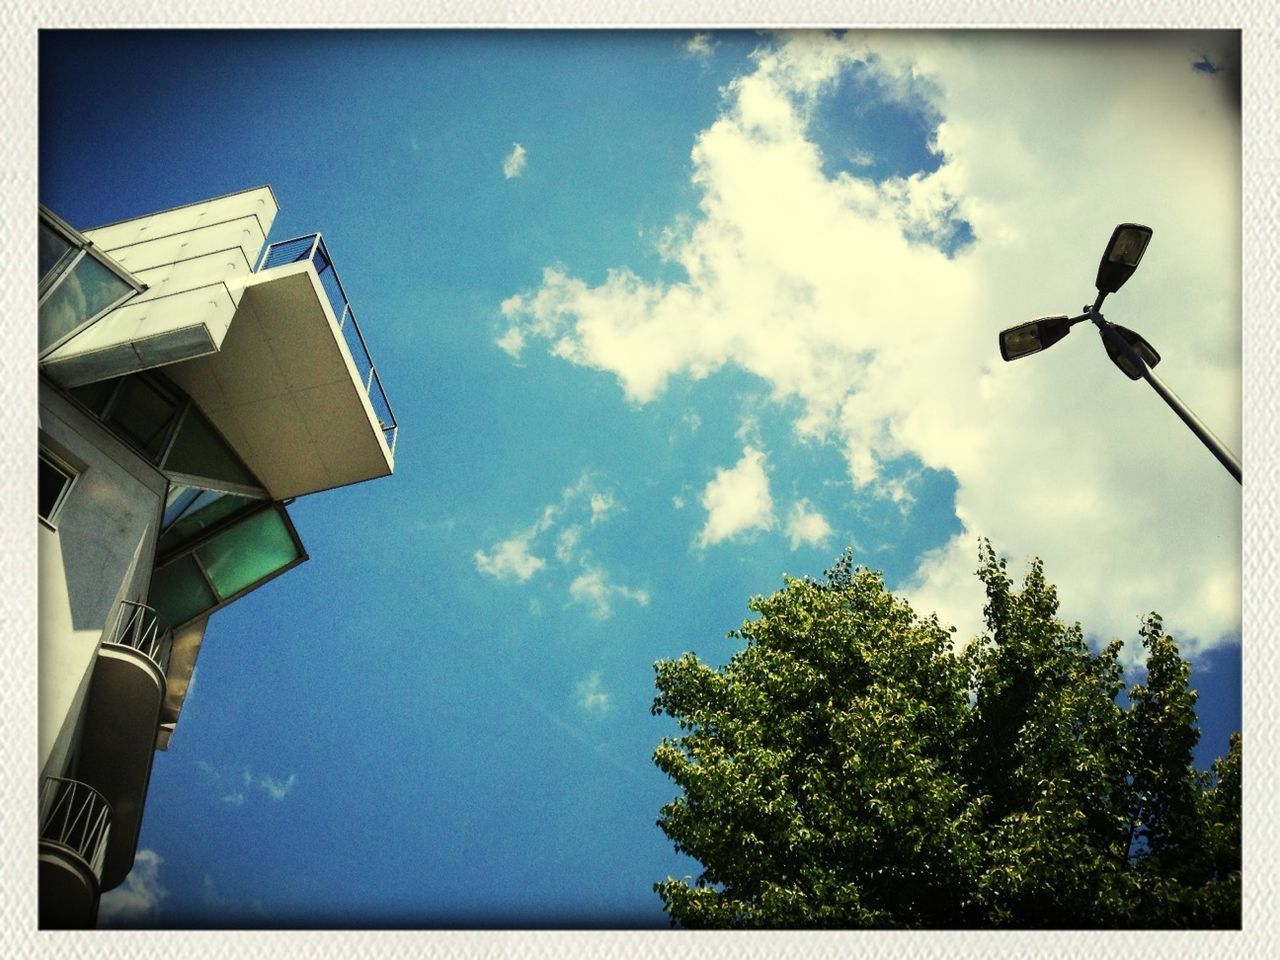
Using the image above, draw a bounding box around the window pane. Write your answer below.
[195,507,300,600]
[158,490,257,557]
[104,376,180,462]
[38,453,74,522]
[164,405,260,488]
[39,251,135,353]
[67,377,121,416]
[148,555,217,627]
[162,484,201,529]
[39,220,75,284]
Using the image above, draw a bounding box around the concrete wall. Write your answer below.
[38,382,168,779]
[41,187,279,388]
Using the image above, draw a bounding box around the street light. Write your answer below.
[997,224,1241,484]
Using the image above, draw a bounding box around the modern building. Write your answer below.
[37,186,398,927]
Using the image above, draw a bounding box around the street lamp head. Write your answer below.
[1095,223,1153,295]
[999,315,1073,361]
[1100,323,1161,380]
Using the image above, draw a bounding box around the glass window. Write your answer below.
[38,451,76,524]
[164,405,260,489]
[158,489,258,557]
[38,250,137,354]
[148,555,217,629]
[195,507,301,601]
[103,375,181,462]
[67,376,121,417]
[147,503,304,628]
[39,219,75,285]
[162,484,203,530]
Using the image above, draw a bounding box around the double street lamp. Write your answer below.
[998,224,1241,484]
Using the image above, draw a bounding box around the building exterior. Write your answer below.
[37,187,398,927]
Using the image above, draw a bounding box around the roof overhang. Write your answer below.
[164,262,394,500]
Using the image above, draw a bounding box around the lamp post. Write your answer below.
[998,224,1241,484]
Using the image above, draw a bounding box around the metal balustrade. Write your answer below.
[40,777,112,880]
[109,600,174,677]
[257,234,400,457]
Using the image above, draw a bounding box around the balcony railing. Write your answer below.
[40,777,112,880]
[109,600,174,677]
[257,234,400,457]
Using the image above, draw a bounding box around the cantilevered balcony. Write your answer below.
[164,232,399,500]
[39,777,111,928]
[76,600,172,890]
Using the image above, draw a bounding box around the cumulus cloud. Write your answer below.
[555,524,583,563]
[98,849,167,925]
[576,671,611,712]
[686,33,714,58]
[475,474,647,616]
[786,499,834,550]
[589,491,616,524]
[698,446,775,547]
[498,31,1241,655]
[475,531,546,582]
[569,566,651,619]
[503,142,528,179]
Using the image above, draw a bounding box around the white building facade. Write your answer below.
[37,187,397,927]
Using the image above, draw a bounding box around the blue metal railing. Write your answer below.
[258,234,400,457]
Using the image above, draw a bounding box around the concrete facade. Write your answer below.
[37,186,397,927]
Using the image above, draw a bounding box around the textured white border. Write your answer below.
[4,4,1274,958]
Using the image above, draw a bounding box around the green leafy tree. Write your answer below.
[651,542,1241,928]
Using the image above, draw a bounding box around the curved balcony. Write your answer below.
[77,600,172,890]
[39,777,111,928]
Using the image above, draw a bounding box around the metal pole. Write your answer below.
[1139,363,1241,483]
[1098,320,1242,484]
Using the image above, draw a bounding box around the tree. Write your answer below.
[650,542,1241,928]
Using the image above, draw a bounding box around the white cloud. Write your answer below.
[478,477,607,580]
[234,768,300,802]
[697,446,775,547]
[686,33,714,59]
[568,566,650,619]
[259,773,298,801]
[556,524,583,563]
[98,849,167,925]
[576,670,611,712]
[503,142,528,179]
[475,531,546,582]
[589,491,616,524]
[475,475,644,616]
[221,792,245,806]
[498,31,1242,654]
[786,499,833,550]
[496,326,526,357]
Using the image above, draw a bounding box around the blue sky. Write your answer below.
[39,29,1242,928]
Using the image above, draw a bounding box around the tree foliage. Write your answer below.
[650,542,1241,928]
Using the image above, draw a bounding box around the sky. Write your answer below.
[37,28,1242,929]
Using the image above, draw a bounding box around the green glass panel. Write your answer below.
[148,555,217,627]
[104,376,180,462]
[158,490,257,557]
[164,405,259,488]
[195,507,300,601]
[39,251,134,353]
